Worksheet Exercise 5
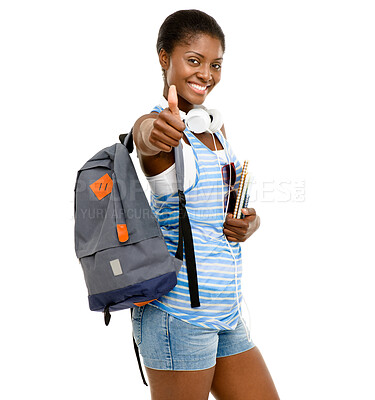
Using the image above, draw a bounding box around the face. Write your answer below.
[159,34,224,113]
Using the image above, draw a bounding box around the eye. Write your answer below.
[212,63,222,71]
[188,58,200,65]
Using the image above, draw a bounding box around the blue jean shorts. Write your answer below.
[131,304,256,371]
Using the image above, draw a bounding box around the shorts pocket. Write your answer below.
[131,306,145,346]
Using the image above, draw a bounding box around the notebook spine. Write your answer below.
[233,160,249,219]
[235,172,251,219]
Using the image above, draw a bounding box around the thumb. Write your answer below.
[168,85,180,117]
[241,208,256,216]
[242,208,257,221]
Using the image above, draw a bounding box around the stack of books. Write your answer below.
[233,160,251,219]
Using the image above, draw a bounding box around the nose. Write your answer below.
[197,63,211,82]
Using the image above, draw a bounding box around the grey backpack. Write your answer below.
[74,132,200,325]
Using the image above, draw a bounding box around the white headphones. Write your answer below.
[183,108,223,134]
[159,97,222,134]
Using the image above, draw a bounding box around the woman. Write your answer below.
[132,9,279,400]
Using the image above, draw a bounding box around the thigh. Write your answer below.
[132,305,220,399]
[146,366,215,400]
[132,304,219,371]
[211,347,280,400]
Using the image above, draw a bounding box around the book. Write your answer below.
[233,160,248,218]
[233,160,251,219]
[235,172,251,219]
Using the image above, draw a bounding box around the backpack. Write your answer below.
[74,132,200,384]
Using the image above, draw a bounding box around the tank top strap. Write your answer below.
[183,128,227,151]
[151,105,163,114]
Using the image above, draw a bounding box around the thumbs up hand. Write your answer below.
[148,85,186,152]
[167,84,180,117]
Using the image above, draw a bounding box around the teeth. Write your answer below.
[190,83,207,91]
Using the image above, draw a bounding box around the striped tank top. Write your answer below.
[149,105,243,330]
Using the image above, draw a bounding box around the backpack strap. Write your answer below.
[119,130,134,153]
[174,143,200,308]
[130,309,148,386]
[119,131,200,307]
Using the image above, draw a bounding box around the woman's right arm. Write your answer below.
[132,86,185,177]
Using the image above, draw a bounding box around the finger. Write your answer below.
[148,137,172,153]
[224,215,248,229]
[151,124,183,148]
[241,208,256,217]
[223,227,245,240]
[241,208,257,222]
[168,85,180,117]
[224,229,242,242]
[150,128,181,148]
[226,235,239,242]
[154,112,185,136]
[242,214,257,223]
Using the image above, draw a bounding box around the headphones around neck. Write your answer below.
[159,97,222,134]
[183,108,223,134]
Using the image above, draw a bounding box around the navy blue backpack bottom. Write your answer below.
[88,271,177,312]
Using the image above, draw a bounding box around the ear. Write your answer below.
[158,49,170,72]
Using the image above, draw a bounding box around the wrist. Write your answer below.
[138,118,161,156]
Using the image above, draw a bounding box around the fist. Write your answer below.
[223,208,261,242]
[148,85,186,152]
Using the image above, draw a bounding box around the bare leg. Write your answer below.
[210,347,279,400]
[145,366,216,400]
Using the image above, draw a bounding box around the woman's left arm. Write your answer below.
[223,209,261,242]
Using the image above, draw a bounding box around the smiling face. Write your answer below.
[159,34,224,113]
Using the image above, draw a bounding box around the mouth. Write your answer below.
[187,82,210,95]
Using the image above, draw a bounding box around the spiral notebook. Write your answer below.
[233,160,252,219]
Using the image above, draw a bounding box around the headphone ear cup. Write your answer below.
[206,109,223,133]
[185,108,211,134]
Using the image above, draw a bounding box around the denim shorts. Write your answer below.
[131,304,256,371]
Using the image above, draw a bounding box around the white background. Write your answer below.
[1,1,374,399]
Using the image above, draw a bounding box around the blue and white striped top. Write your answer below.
[149,105,243,330]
